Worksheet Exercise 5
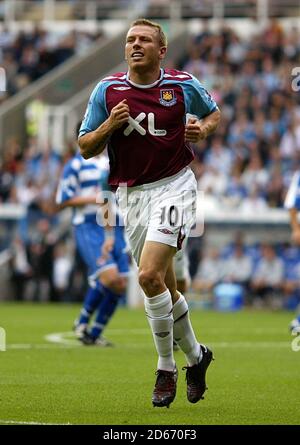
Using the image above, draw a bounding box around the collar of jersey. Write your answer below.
[126,68,164,89]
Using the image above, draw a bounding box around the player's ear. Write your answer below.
[159,46,167,60]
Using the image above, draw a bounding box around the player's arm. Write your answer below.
[55,161,98,211]
[185,109,221,143]
[289,208,300,245]
[289,208,299,231]
[98,192,116,261]
[101,228,115,261]
[56,195,98,211]
[284,172,300,245]
[79,99,130,159]
[184,76,221,143]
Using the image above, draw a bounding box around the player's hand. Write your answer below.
[99,237,115,263]
[291,228,300,246]
[108,99,130,131]
[185,118,207,143]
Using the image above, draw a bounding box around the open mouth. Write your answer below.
[131,52,144,59]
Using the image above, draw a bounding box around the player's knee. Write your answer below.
[113,277,127,294]
[138,269,162,294]
[176,279,187,294]
[105,276,127,295]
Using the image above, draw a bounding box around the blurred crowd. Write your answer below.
[0,135,87,303]
[177,20,300,211]
[0,25,104,104]
[0,20,300,308]
[191,232,300,310]
[8,222,88,303]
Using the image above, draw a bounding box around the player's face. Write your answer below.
[125,25,166,72]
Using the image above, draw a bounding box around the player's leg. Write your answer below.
[169,259,214,404]
[74,285,103,337]
[290,303,300,334]
[139,241,178,408]
[139,240,176,366]
[81,230,129,346]
[139,170,195,407]
[176,279,187,294]
[173,250,189,349]
[172,277,184,351]
[175,250,191,293]
[73,224,104,336]
[81,266,127,346]
[166,263,200,362]
[118,185,177,407]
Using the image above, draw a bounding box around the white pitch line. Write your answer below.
[0,419,72,425]
[44,331,293,350]
[210,341,291,348]
[45,332,80,346]
[5,340,293,350]
[7,343,80,350]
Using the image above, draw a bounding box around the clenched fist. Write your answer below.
[108,99,130,131]
[185,118,207,143]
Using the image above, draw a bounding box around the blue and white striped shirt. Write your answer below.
[284,171,300,210]
[56,152,109,225]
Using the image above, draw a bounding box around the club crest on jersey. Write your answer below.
[159,89,177,107]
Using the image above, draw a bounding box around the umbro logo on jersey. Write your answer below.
[158,228,174,235]
[159,89,177,107]
[113,86,131,91]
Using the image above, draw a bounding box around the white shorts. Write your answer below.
[117,167,197,265]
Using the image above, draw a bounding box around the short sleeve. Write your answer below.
[56,159,80,204]
[284,171,300,210]
[79,82,109,137]
[182,75,218,119]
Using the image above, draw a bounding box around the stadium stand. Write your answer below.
[0,26,103,103]
[0,2,299,309]
[1,1,299,22]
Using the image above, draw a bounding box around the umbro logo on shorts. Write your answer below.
[155,332,170,338]
[158,228,174,235]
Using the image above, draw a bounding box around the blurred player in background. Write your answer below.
[78,19,220,407]
[284,171,300,334]
[174,249,191,294]
[56,124,129,346]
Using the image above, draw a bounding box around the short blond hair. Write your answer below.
[129,19,167,47]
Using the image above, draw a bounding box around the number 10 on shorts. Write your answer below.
[160,205,180,227]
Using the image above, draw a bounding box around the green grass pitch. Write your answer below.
[0,303,299,425]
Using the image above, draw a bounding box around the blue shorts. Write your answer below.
[74,222,129,284]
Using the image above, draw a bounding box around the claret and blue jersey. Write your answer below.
[79,68,218,187]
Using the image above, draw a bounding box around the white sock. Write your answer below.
[173,293,201,366]
[144,289,175,372]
